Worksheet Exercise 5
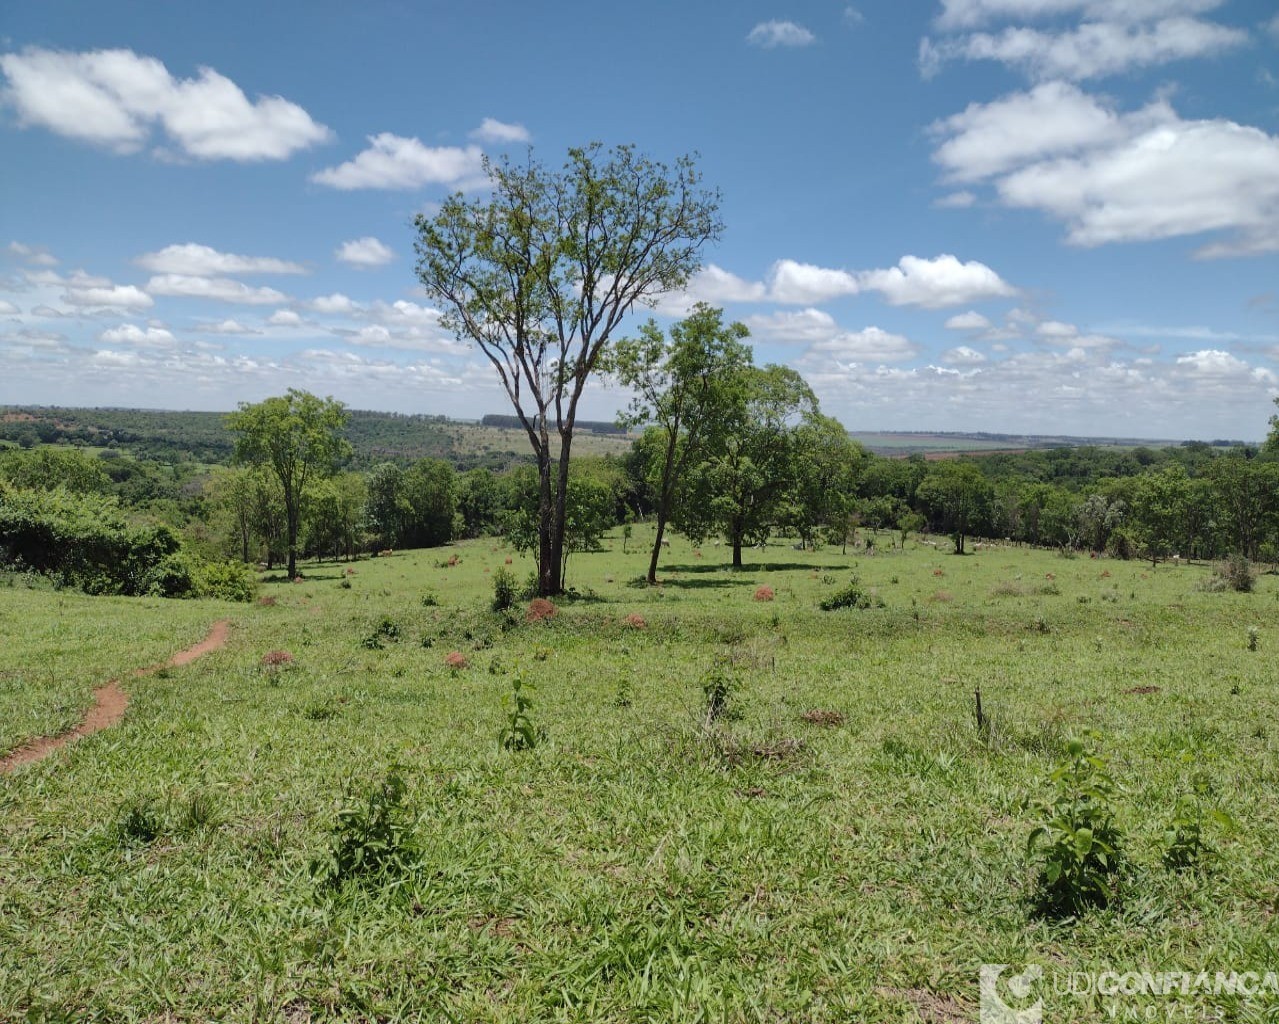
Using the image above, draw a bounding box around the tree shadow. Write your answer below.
[260,572,345,584]
[662,561,850,574]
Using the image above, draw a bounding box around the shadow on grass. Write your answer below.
[260,573,345,584]
[662,561,850,574]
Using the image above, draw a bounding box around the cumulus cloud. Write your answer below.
[766,260,861,304]
[199,318,260,335]
[931,84,1279,256]
[267,309,302,326]
[7,241,57,266]
[470,118,531,144]
[309,293,361,315]
[859,254,1016,308]
[747,20,817,48]
[0,47,331,160]
[0,300,19,315]
[146,274,288,305]
[935,190,977,208]
[801,326,921,366]
[311,133,484,190]
[745,308,842,344]
[98,323,176,347]
[942,345,988,364]
[946,310,993,330]
[921,16,1245,81]
[135,243,306,276]
[63,282,153,310]
[335,236,395,268]
[934,0,1228,32]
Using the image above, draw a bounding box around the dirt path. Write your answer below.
[0,619,231,774]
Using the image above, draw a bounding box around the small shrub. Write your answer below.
[420,590,439,607]
[178,790,220,832]
[339,578,352,589]
[753,585,775,602]
[1162,766,1235,871]
[196,560,258,602]
[361,616,400,649]
[491,567,516,611]
[1247,626,1259,652]
[310,769,419,889]
[702,665,742,723]
[444,650,468,671]
[499,676,542,751]
[526,598,558,622]
[1025,734,1126,916]
[303,698,340,721]
[613,678,633,708]
[819,576,882,611]
[116,797,164,844]
[990,580,1026,598]
[1214,554,1256,593]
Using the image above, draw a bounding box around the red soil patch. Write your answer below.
[754,585,775,602]
[0,619,231,773]
[621,613,647,629]
[526,598,558,622]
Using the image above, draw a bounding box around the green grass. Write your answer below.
[2,534,1277,1021]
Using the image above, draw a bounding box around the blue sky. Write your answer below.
[2,1,1277,440]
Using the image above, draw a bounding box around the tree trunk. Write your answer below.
[286,507,299,578]
[731,519,744,568]
[647,509,667,585]
[536,443,556,597]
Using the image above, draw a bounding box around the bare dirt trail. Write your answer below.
[0,619,231,773]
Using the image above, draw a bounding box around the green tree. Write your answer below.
[678,365,817,568]
[456,468,503,539]
[203,466,258,563]
[305,472,367,561]
[915,460,993,554]
[365,463,409,549]
[400,458,456,549]
[1208,453,1278,561]
[414,143,721,595]
[610,304,752,584]
[787,414,863,551]
[1129,465,1192,566]
[226,389,351,578]
[0,447,109,494]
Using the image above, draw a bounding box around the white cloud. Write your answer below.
[945,310,993,330]
[923,16,1245,81]
[999,118,1279,253]
[136,243,306,276]
[746,308,841,344]
[63,282,154,310]
[311,133,484,190]
[942,345,988,364]
[335,236,395,269]
[690,264,769,303]
[747,20,817,48]
[935,190,978,208]
[0,300,19,315]
[309,293,361,315]
[267,309,302,326]
[1268,14,1279,41]
[200,318,260,335]
[0,47,331,161]
[931,81,1167,183]
[934,0,1227,32]
[766,259,860,304]
[99,323,176,348]
[7,241,57,266]
[932,85,1279,256]
[859,254,1015,308]
[146,274,288,304]
[470,118,531,144]
[803,326,920,365]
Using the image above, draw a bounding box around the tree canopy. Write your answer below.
[414,143,722,595]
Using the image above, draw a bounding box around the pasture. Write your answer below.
[2,533,1276,1021]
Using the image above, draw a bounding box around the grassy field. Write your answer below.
[2,534,1277,1021]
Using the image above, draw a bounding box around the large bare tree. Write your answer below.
[414,143,721,595]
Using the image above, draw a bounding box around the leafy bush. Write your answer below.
[196,560,258,602]
[499,676,542,751]
[491,566,516,611]
[1213,554,1255,593]
[1162,765,1235,871]
[1025,735,1126,916]
[310,769,420,889]
[819,576,882,611]
[702,665,742,723]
